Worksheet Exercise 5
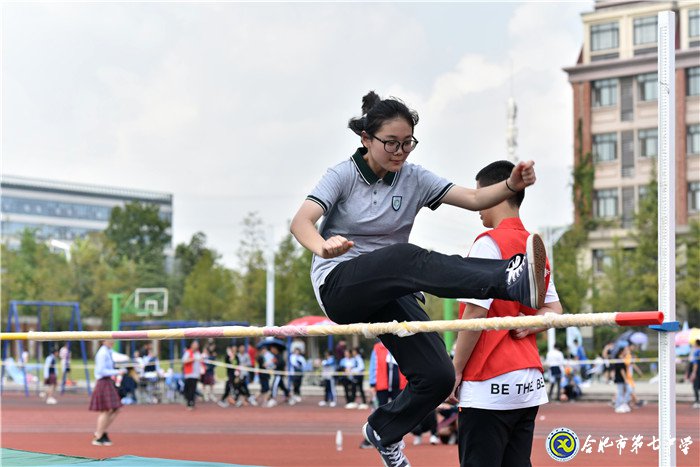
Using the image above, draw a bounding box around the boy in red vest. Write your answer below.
[449,160,562,467]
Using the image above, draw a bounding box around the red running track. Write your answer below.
[1,393,698,466]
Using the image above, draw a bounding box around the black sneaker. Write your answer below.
[91,436,104,446]
[99,433,112,446]
[362,422,410,467]
[505,234,546,309]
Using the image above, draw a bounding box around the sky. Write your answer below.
[2,1,593,269]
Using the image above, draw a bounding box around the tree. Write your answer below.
[69,232,138,322]
[175,232,210,278]
[181,250,237,321]
[233,212,267,324]
[628,177,659,311]
[1,229,75,317]
[553,126,595,315]
[171,232,215,314]
[104,202,171,286]
[590,237,637,313]
[677,220,700,326]
[552,226,591,315]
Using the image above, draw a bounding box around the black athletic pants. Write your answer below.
[221,377,235,401]
[184,378,198,407]
[320,243,513,445]
[353,375,367,404]
[458,406,539,467]
[291,375,303,396]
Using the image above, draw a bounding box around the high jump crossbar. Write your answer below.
[0,311,663,342]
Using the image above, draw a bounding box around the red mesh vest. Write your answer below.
[459,217,550,381]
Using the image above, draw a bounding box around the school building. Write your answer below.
[563,0,700,319]
[1,174,173,252]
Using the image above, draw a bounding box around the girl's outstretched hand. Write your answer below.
[507,160,536,192]
[320,235,354,259]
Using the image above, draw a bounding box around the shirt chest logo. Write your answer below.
[392,196,402,211]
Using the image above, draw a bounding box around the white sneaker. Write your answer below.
[318,401,327,406]
[614,403,631,413]
[217,400,229,408]
[46,397,57,405]
[266,399,278,408]
[692,402,700,409]
[235,400,244,407]
[293,395,302,403]
[329,401,337,407]
[288,398,297,406]
[248,396,258,406]
[413,435,422,446]
[345,402,358,409]
[429,435,440,445]
[358,403,369,410]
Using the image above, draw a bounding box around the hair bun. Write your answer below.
[361,91,381,115]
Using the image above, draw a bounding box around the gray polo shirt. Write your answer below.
[307,148,453,311]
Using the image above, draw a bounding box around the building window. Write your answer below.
[690,9,700,38]
[592,249,612,274]
[637,73,658,101]
[593,79,618,107]
[688,124,700,155]
[591,22,619,51]
[689,182,700,212]
[638,129,658,158]
[594,188,618,218]
[634,16,657,45]
[688,67,700,96]
[593,133,617,162]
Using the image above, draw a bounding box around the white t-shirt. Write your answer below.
[459,368,548,409]
[457,234,558,410]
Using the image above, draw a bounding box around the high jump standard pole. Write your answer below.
[656,10,676,467]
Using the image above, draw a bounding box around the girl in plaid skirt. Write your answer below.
[89,340,124,446]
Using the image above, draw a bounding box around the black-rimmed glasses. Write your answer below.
[371,134,419,153]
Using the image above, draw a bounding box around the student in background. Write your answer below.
[236,344,255,406]
[289,347,307,404]
[200,341,217,402]
[89,339,125,446]
[613,345,631,413]
[545,344,565,401]
[182,340,202,410]
[687,339,700,409]
[256,346,273,407]
[59,343,73,387]
[351,347,369,410]
[219,345,237,408]
[43,347,59,405]
[319,350,337,407]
